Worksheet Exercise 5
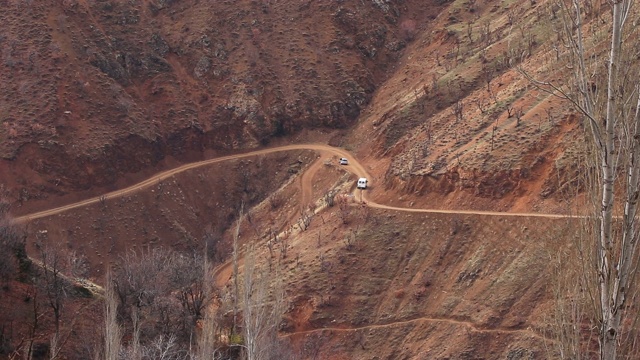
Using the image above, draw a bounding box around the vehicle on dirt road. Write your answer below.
[339,157,349,165]
[357,178,368,189]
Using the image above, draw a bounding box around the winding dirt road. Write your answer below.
[13,144,358,223]
[10,143,573,344]
[14,143,573,223]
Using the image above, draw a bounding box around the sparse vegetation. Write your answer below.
[5,0,640,358]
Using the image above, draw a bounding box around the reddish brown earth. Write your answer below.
[0,0,444,210]
[0,0,614,358]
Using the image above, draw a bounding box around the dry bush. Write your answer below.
[113,247,216,345]
[268,194,283,209]
[298,207,313,231]
[336,195,352,225]
[323,190,335,207]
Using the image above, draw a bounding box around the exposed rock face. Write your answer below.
[0,0,443,203]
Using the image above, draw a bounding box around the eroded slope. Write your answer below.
[0,0,443,208]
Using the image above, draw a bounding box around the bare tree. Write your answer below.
[490,121,498,151]
[525,1,640,358]
[514,107,524,127]
[193,266,220,360]
[297,207,313,231]
[170,253,213,327]
[34,240,69,358]
[112,247,193,349]
[129,308,142,360]
[466,21,474,44]
[139,335,187,360]
[279,231,289,261]
[114,248,174,313]
[241,246,287,360]
[104,270,121,360]
[0,201,24,285]
[453,100,464,123]
[15,282,42,360]
[232,203,244,336]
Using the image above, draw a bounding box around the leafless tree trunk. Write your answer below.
[34,241,68,357]
[104,270,121,360]
[571,2,639,358]
[20,284,41,360]
[130,308,142,360]
[194,272,219,360]
[0,200,27,315]
[232,203,244,336]
[525,1,640,358]
[453,100,464,123]
[598,5,627,358]
[241,246,286,360]
[114,248,174,315]
[139,334,187,360]
[170,252,213,328]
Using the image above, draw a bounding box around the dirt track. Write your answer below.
[284,314,553,343]
[14,143,575,223]
[12,143,572,343]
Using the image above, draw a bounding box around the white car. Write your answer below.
[357,178,368,189]
[339,157,349,165]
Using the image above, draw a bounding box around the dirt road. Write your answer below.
[11,143,574,342]
[14,143,574,223]
[13,144,358,223]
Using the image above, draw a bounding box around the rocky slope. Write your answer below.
[348,0,590,213]
[0,0,615,358]
[0,0,444,209]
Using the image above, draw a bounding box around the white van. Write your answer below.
[357,178,368,189]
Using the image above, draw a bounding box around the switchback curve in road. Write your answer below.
[13,144,362,223]
[13,143,575,223]
[10,143,577,330]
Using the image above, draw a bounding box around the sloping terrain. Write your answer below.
[0,0,444,210]
[2,143,578,359]
[349,0,588,214]
[280,210,568,359]
[0,0,616,359]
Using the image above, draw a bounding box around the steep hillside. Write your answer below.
[271,210,570,359]
[348,0,589,213]
[1,0,621,358]
[0,0,444,210]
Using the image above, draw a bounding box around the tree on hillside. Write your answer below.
[34,238,70,359]
[169,251,215,330]
[104,270,122,360]
[0,201,24,286]
[527,1,640,358]
[0,202,35,358]
[111,246,223,359]
[192,248,221,360]
[241,245,288,360]
[114,248,174,319]
[232,203,244,336]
